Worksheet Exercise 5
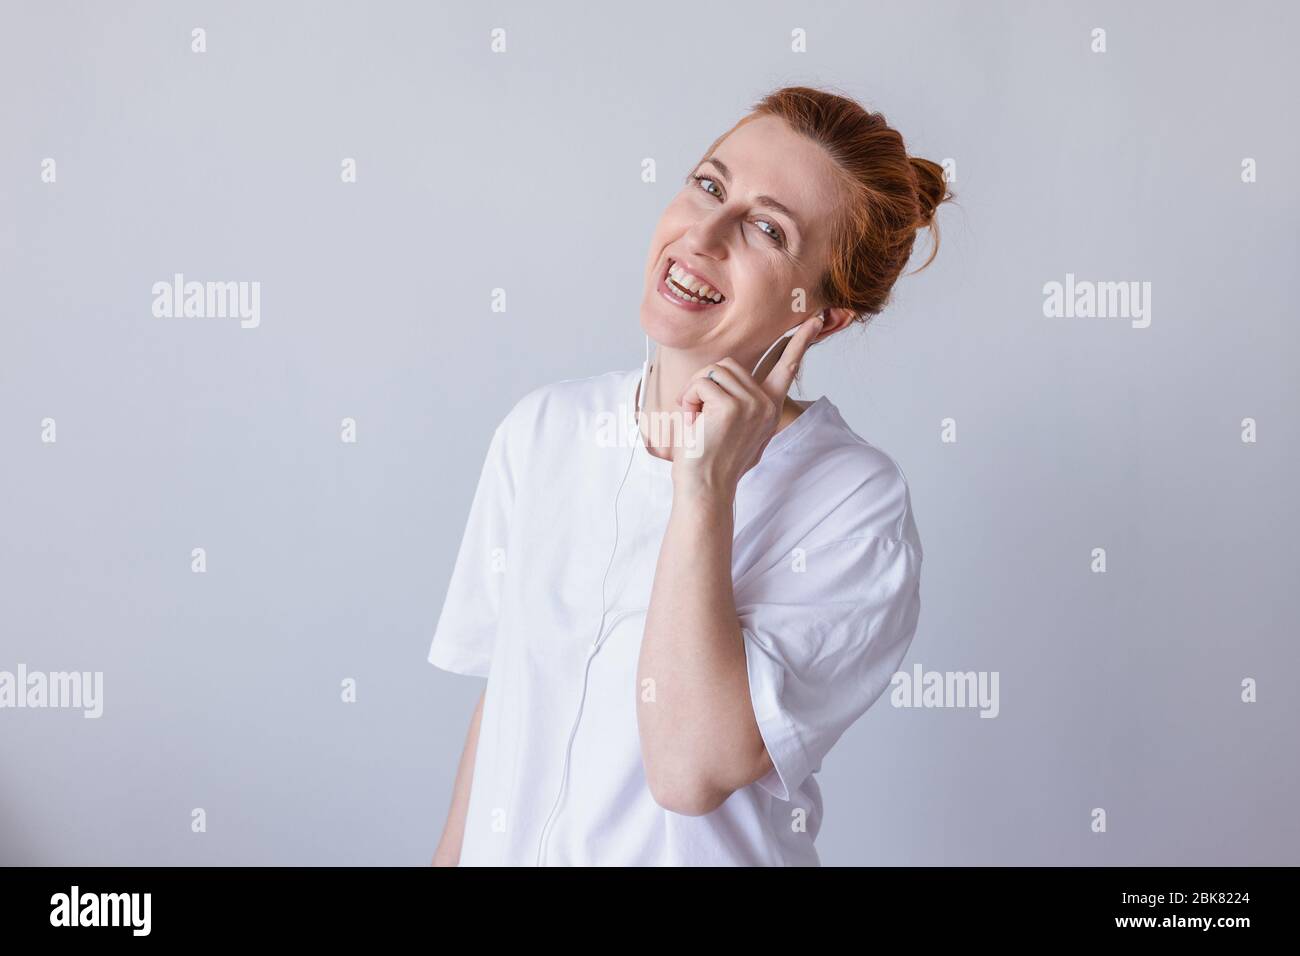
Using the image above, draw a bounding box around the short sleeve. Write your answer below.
[428,416,516,678]
[738,534,922,802]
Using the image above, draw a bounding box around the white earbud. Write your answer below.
[752,311,823,378]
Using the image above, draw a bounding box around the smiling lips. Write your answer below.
[659,258,726,310]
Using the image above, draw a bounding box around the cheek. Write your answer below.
[646,206,682,267]
[660,193,699,230]
[738,258,798,311]
[646,198,690,256]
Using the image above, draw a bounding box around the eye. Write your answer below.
[690,174,787,247]
[692,174,723,199]
[754,219,785,245]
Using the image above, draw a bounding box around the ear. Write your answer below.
[811,306,856,342]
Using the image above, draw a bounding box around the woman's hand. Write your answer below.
[672,313,823,498]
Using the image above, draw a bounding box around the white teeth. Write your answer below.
[668,281,706,304]
[667,261,724,303]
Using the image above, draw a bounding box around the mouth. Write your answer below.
[657,257,727,312]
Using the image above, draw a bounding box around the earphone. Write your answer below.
[534,316,821,864]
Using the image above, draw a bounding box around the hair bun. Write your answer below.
[908,155,950,226]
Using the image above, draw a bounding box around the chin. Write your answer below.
[638,290,729,351]
[638,306,701,350]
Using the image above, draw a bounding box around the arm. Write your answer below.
[636,315,823,816]
[432,688,485,865]
[637,484,775,816]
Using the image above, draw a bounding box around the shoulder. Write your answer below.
[491,368,636,459]
[781,400,923,558]
[503,368,633,427]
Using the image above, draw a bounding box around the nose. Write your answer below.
[681,204,731,261]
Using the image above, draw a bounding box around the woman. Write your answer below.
[429,86,949,866]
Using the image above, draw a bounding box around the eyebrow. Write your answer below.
[698,156,804,239]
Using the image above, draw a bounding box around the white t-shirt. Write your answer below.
[428,367,923,866]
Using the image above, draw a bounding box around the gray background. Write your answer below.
[2,0,1296,865]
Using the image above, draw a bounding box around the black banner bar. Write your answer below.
[0,866,1284,940]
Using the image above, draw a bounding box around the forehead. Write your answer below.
[711,114,844,240]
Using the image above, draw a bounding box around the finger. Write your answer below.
[678,363,745,406]
[714,357,765,399]
[679,374,733,424]
[759,313,823,403]
[751,336,791,386]
[713,357,773,418]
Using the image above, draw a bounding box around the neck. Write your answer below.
[637,345,804,460]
